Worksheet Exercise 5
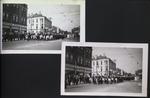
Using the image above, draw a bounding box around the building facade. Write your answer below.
[70,26,80,38]
[135,69,142,80]
[27,13,52,34]
[51,26,60,34]
[65,46,92,76]
[116,68,122,76]
[3,4,27,38]
[92,56,116,77]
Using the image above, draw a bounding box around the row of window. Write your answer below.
[4,4,26,12]
[92,60,108,66]
[68,47,91,54]
[3,12,8,19]
[66,53,91,66]
[3,12,26,23]
[28,18,43,24]
[5,4,19,8]
[92,66,109,72]
[29,24,44,29]
[35,24,44,29]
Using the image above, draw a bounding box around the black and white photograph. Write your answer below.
[1,0,85,53]
[61,42,148,97]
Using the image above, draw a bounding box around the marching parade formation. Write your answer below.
[2,30,77,42]
[65,47,142,90]
[65,73,135,88]
[2,4,80,50]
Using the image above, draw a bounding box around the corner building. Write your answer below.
[3,4,27,35]
[92,56,116,77]
[27,13,52,34]
[65,46,92,76]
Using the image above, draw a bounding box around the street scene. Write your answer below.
[66,80,142,93]
[2,4,80,50]
[65,46,143,93]
[2,38,78,50]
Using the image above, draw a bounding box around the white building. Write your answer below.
[27,13,52,34]
[92,56,116,77]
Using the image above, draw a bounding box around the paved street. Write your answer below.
[2,38,79,50]
[65,80,142,93]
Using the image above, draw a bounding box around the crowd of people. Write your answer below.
[2,32,67,42]
[65,74,91,88]
[65,73,135,88]
[3,32,26,42]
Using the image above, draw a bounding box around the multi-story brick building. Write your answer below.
[3,4,27,37]
[65,46,92,76]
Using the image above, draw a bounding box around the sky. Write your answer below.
[92,47,143,74]
[28,4,80,32]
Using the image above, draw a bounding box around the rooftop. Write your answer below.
[92,55,116,64]
[92,55,108,60]
[27,13,44,18]
[27,13,52,23]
